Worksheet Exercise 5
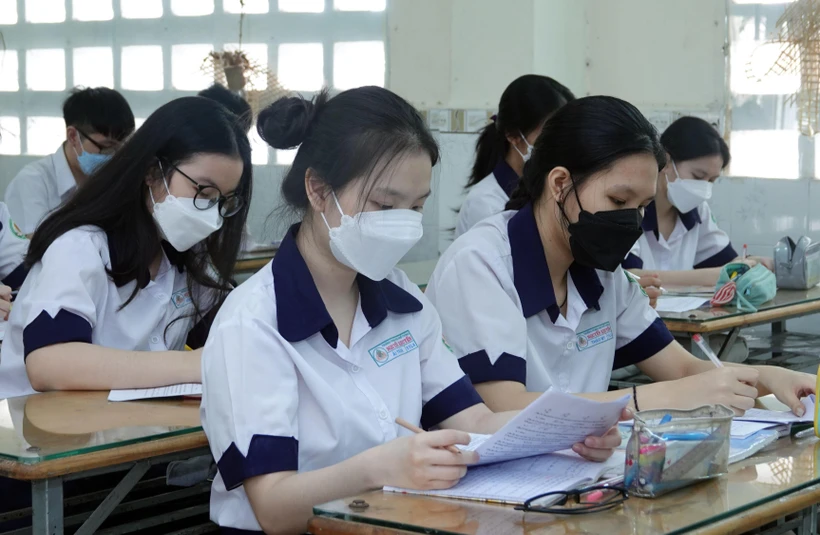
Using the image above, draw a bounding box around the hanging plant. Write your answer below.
[207,50,252,91]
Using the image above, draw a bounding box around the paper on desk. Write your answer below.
[730,420,780,439]
[461,391,630,466]
[108,383,202,402]
[655,296,710,313]
[734,395,815,424]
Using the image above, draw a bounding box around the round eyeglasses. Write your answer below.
[162,161,245,218]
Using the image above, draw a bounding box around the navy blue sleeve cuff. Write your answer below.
[23,309,92,359]
[694,243,738,269]
[420,375,483,430]
[622,253,644,269]
[217,435,299,491]
[2,263,28,289]
[613,317,674,369]
[458,350,526,385]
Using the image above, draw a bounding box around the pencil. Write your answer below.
[395,417,462,454]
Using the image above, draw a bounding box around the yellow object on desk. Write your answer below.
[184,345,193,351]
[815,369,820,437]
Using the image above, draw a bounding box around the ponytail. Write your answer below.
[467,121,507,187]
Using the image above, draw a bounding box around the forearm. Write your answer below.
[475,383,542,412]
[632,268,721,287]
[245,450,378,535]
[439,403,518,434]
[26,343,200,391]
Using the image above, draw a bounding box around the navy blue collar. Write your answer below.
[507,204,604,323]
[272,224,423,348]
[493,160,520,196]
[641,201,701,238]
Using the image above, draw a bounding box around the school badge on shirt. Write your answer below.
[9,218,25,240]
[369,330,418,367]
[171,288,193,309]
[575,322,614,352]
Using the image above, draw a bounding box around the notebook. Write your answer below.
[108,383,202,402]
[734,395,815,425]
[385,452,623,505]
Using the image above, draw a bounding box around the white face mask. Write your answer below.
[665,161,713,214]
[513,131,534,163]
[150,177,223,252]
[321,193,423,281]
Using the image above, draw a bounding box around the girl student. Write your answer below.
[426,96,814,417]
[624,116,773,286]
[0,96,252,399]
[200,86,624,535]
[455,74,575,237]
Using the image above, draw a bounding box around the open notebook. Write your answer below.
[385,452,623,505]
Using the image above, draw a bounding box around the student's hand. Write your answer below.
[0,285,12,321]
[571,408,631,462]
[637,273,663,309]
[757,368,815,416]
[749,256,774,271]
[376,430,476,490]
[675,367,760,415]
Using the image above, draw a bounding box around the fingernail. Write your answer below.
[585,438,595,447]
[797,407,805,417]
[572,444,582,453]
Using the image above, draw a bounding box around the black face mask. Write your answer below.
[560,186,643,272]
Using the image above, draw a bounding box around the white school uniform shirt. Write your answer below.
[201,224,482,532]
[623,201,737,272]
[0,202,30,288]
[427,204,675,394]
[455,160,518,238]
[0,226,207,399]
[5,145,77,235]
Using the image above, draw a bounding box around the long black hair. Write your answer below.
[468,75,574,188]
[258,86,438,213]
[28,96,253,319]
[661,116,730,168]
[506,96,665,211]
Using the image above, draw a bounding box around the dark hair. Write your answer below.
[258,86,438,212]
[467,75,575,187]
[198,84,253,134]
[29,96,252,323]
[506,96,666,211]
[63,87,135,141]
[661,116,730,168]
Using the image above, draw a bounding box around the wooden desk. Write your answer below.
[0,392,207,534]
[309,434,820,535]
[235,253,275,275]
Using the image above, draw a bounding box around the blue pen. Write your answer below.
[659,414,672,425]
[661,432,710,441]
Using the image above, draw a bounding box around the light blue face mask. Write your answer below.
[72,139,112,176]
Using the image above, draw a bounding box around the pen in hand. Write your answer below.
[395,417,463,454]
[692,334,723,369]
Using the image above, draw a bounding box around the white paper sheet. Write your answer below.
[461,391,629,466]
[655,296,710,313]
[730,420,780,439]
[108,383,202,402]
[734,396,815,424]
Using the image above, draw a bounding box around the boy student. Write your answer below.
[5,87,135,237]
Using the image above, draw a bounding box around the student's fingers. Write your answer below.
[584,426,622,450]
[0,285,12,300]
[726,366,760,387]
[0,300,12,316]
[426,479,463,491]
[425,465,468,482]
[732,381,760,400]
[423,429,473,448]
[644,287,663,300]
[572,442,614,462]
[729,394,756,415]
[619,407,633,421]
[639,274,663,288]
[426,447,476,466]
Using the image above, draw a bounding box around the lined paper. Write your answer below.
[108,383,202,402]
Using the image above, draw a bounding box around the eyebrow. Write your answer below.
[608,184,655,203]
[372,186,432,201]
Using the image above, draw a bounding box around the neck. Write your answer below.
[504,149,525,177]
[296,221,358,302]
[63,142,87,187]
[654,174,677,217]
[536,200,574,289]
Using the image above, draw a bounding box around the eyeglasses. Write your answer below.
[514,485,628,515]
[75,127,121,156]
[161,161,245,218]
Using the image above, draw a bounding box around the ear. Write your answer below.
[547,166,573,204]
[66,126,80,149]
[505,131,523,150]
[304,168,330,213]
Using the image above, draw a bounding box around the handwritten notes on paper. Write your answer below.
[462,391,629,466]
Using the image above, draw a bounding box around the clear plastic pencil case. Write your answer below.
[624,405,733,498]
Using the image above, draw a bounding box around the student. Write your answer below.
[200,86,622,535]
[624,116,773,286]
[5,87,135,237]
[0,96,252,399]
[199,83,253,134]
[427,96,815,417]
[455,75,574,237]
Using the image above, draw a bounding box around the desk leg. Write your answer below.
[32,477,63,535]
[772,321,786,358]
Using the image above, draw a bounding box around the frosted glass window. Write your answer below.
[72,0,113,21]
[0,0,18,24]
[224,0,268,13]
[224,43,268,90]
[171,0,214,16]
[26,49,66,91]
[73,47,114,88]
[121,46,163,91]
[121,0,162,18]
[333,41,384,90]
[0,51,19,92]
[276,149,296,165]
[278,43,323,91]
[134,117,147,129]
[279,0,323,12]
[730,130,799,179]
[334,0,384,11]
[172,44,214,90]
[26,116,66,156]
[0,117,21,155]
[25,0,66,22]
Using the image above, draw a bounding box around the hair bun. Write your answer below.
[257,90,328,149]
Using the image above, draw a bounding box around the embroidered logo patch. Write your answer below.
[442,337,454,354]
[368,331,418,367]
[171,288,193,309]
[575,322,614,352]
[625,271,648,297]
[9,218,25,240]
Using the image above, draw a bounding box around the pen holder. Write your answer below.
[624,405,733,498]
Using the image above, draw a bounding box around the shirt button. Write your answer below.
[566,341,575,350]
[157,293,168,301]
[150,336,160,344]
[350,365,360,373]
[378,409,388,420]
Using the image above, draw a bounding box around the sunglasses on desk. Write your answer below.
[515,485,628,515]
